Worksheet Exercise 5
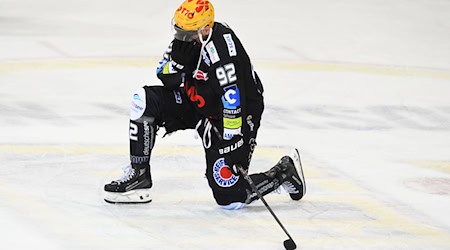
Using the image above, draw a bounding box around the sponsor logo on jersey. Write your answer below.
[173,90,182,104]
[223,107,241,116]
[194,69,209,81]
[248,137,256,161]
[221,84,240,109]
[218,138,244,155]
[223,117,242,129]
[212,158,239,188]
[246,115,255,131]
[185,82,205,108]
[223,127,241,140]
[201,49,211,66]
[156,58,168,74]
[205,41,220,64]
[157,56,179,75]
[223,34,237,57]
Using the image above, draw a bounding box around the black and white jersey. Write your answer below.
[157,22,264,141]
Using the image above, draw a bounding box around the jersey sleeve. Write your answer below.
[156,41,184,90]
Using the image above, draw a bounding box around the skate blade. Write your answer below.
[292,148,306,196]
[104,189,152,204]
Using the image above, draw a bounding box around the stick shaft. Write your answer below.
[238,166,294,241]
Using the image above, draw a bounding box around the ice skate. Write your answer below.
[267,149,306,200]
[104,164,152,204]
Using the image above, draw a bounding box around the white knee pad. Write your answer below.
[130,88,146,121]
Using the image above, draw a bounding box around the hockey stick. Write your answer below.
[237,165,297,250]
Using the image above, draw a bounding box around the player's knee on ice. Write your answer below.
[219,202,246,210]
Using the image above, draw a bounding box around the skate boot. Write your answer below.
[104,164,152,204]
[266,149,306,200]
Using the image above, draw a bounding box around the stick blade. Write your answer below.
[284,239,297,250]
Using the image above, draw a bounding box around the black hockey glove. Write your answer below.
[216,135,250,176]
[157,71,184,90]
[170,39,200,74]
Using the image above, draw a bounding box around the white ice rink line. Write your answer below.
[0,145,448,249]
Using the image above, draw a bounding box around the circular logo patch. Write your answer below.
[213,158,239,188]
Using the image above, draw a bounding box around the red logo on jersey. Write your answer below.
[194,69,208,81]
[185,82,205,108]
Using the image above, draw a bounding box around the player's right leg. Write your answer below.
[104,87,157,203]
[104,86,199,203]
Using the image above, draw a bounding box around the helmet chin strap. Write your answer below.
[193,27,213,78]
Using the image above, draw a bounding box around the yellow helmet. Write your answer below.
[174,0,215,31]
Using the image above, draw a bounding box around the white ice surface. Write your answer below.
[0,0,449,249]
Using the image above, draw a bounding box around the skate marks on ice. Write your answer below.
[0,145,449,249]
[402,159,450,196]
[403,176,450,196]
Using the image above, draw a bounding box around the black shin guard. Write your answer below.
[245,173,282,204]
[129,116,156,175]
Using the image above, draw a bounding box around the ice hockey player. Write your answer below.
[104,0,306,209]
